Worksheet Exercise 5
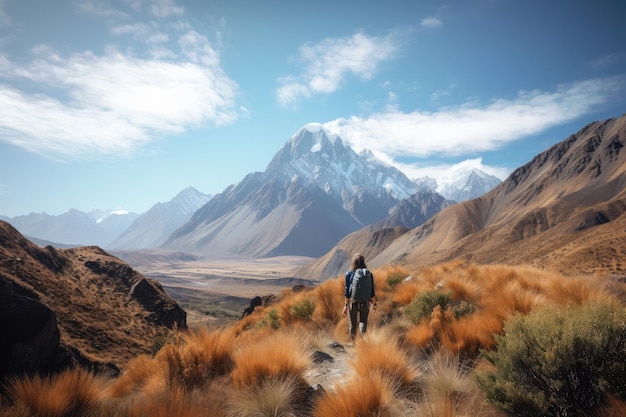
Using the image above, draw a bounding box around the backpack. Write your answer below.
[350,268,372,302]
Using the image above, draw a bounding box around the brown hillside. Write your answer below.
[300,114,626,280]
[295,226,408,280]
[0,221,186,375]
[373,114,626,275]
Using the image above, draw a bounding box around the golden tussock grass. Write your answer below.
[416,350,502,417]
[313,372,399,417]
[226,375,304,417]
[391,278,422,305]
[106,353,163,398]
[350,330,418,389]
[231,330,310,389]
[313,277,344,323]
[7,368,105,417]
[153,327,235,391]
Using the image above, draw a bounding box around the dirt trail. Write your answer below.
[305,340,355,392]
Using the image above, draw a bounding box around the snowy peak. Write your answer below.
[267,124,418,206]
[268,123,344,168]
[435,167,502,202]
[171,187,212,215]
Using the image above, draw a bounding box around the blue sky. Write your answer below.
[0,0,625,217]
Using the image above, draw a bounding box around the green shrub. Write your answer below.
[477,300,626,417]
[386,273,406,288]
[258,308,281,330]
[289,297,316,321]
[404,290,451,324]
[290,297,321,329]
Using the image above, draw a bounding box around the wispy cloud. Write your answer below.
[0,0,10,27]
[0,1,244,160]
[276,31,401,108]
[420,17,442,29]
[323,77,624,170]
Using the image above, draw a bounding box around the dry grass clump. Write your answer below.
[231,330,310,389]
[313,372,401,417]
[350,329,418,390]
[416,350,489,415]
[226,375,305,417]
[106,353,163,398]
[155,327,235,390]
[313,277,345,323]
[7,368,105,417]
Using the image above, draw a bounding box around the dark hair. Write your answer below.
[350,253,366,271]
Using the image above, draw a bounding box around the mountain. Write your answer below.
[162,124,429,258]
[0,220,186,377]
[303,114,626,279]
[434,167,502,202]
[295,188,454,280]
[6,209,140,247]
[107,187,211,250]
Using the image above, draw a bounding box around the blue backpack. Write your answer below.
[350,268,372,302]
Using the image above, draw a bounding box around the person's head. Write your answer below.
[350,253,366,270]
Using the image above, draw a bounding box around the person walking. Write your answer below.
[342,253,377,340]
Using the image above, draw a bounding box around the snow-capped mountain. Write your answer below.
[5,208,140,247]
[267,123,418,206]
[107,187,211,250]
[162,124,442,258]
[433,167,502,202]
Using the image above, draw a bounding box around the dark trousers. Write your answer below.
[349,301,370,339]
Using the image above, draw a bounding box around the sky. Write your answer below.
[0,0,625,217]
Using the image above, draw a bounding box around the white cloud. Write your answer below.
[0,40,242,159]
[421,17,442,29]
[276,31,401,107]
[323,77,623,175]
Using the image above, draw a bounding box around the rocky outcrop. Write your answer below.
[130,278,187,329]
[0,275,68,378]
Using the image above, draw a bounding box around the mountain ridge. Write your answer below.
[162,125,448,258]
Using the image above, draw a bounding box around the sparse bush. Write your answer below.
[477,299,626,416]
[386,272,406,288]
[405,290,452,324]
[289,296,319,328]
[258,308,281,330]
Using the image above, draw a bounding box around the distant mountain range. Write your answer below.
[300,113,626,279]
[1,187,210,249]
[3,208,141,247]
[107,187,212,250]
[161,124,485,258]
[2,125,501,255]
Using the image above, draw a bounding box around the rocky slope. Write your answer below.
[0,221,186,378]
[302,114,626,279]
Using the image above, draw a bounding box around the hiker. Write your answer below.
[342,253,377,340]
